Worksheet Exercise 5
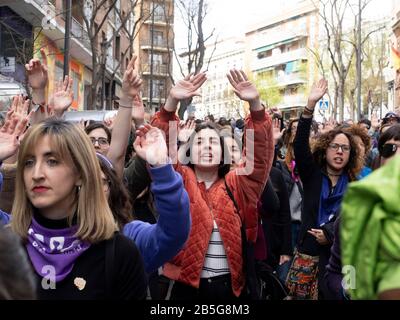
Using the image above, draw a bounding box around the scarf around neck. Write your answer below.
[317,173,349,227]
[26,216,91,282]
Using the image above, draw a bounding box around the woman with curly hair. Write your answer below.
[286,80,364,300]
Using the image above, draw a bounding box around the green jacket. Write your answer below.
[341,156,400,300]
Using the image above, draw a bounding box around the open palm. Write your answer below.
[50,76,74,116]
[134,125,168,166]
[227,69,259,102]
[25,48,48,90]
[0,111,30,161]
[308,79,328,103]
[170,73,207,101]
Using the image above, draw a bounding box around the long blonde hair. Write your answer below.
[11,120,118,243]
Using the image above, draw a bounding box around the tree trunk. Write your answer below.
[338,79,345,122]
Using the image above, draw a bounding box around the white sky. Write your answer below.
[175,0,394,51]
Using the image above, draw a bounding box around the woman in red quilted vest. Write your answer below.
[150,70,274,300]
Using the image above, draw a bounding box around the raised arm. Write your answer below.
[225,69,274,243]
[48,76,74,118]
[293,79,328,181]
[107,55,142,178]
[124,124,190,273]
[25,48,49,124]
[151,73,207,154]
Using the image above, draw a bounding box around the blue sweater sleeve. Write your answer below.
[0,210,11,225]
[123,163,191,274]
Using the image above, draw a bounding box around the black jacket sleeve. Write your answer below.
[293,116,318,182]
[124,155,151,201]
[114,234,147,300]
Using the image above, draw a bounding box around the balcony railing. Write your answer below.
[252,48,308,71]
[277,94,308,108]
[275,73,307,87]
[71,18,91,51]
[141,38,170,49]
[142,63,169,75]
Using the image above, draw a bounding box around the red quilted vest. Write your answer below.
[152,108,274,297]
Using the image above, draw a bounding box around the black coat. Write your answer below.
[293,116,336,256]
[259,167,292,269]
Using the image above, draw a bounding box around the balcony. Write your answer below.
[141,63,169,76]
[275,73,307,87]
[2,0,92,67]
[277,94,308,109]
[141,38,171,52]
[144,15,173,26]
[71,18,91,51]
[252,48,308,71]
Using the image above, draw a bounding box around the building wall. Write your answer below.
[195,38,246,120]
[244,1,319,120]
[134,0,174,113]
[33,32,85,110]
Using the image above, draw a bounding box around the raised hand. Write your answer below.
[321,116,336,134]
[170,73,207,101]
[371,113,380,131]
[308,79,328,105]
[10,95,30,121]
[227,69,259,103]
[121,55,142,103]
[0,101,32,161]
[25,48,48,91]
[104,114,116,130]
[49,76,74,117]
[134,124,168,167]
[178,119,196,143]
[131,95,145,126]
[272,118,285,145]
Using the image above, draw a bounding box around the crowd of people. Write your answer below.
[1,49,400,300]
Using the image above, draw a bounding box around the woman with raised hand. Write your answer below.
[151,69,274,300]
[10,119,147,300]
[92,55,191,275]
[287,79,363,300]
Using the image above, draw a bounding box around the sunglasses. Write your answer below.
[380,143,399,158]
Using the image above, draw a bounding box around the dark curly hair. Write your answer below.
[186,122,231,178]
[343,124,372,156]
[310,127,363,181]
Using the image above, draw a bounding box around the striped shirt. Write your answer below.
[200,220,230,278]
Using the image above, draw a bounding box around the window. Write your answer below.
[55,61,63,81]
[115,36,120,60]
[152,30,164,47]
[149,79,165,99]
[150,53,163,65]
[71,70,81,104]
[151,1,165,21]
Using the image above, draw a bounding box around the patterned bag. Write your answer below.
[285,250,319,300]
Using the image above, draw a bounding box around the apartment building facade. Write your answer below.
[244,0,319,120]
[134,0,174,113]
[194,37,246,120]
[0,0,173,112]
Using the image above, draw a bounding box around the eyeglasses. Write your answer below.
[380,143,399,158]
[90,137,109,146]
[328,143,351,153]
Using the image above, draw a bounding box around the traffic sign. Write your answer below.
[319,99,329,111]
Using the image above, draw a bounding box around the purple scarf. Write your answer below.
[26,217,91,282]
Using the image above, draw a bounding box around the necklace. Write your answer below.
[327,172,342,177]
